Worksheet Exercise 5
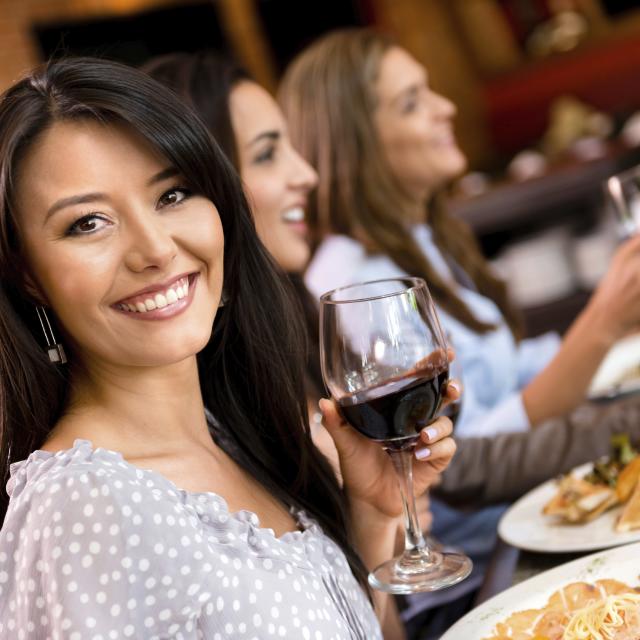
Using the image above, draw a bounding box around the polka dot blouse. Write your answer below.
[0,439,381,639]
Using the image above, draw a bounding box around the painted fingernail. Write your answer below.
[449,379,461,393]
[415,447,431,460]
[424,427,438,442]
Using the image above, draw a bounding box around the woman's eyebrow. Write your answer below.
[44,167,181,223]
[391,84,420,106]
[147,166,180,185]
[45,192,107,222]
[247,131,280,148]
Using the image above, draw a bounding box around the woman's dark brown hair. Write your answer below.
[142,51,249,168]
[279,28,523,338]
[0,57,366,591]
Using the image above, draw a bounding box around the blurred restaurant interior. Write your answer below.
[3,0,640,338]
[4,2,640,638]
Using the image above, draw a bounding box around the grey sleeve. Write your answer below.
[435,396,640,506]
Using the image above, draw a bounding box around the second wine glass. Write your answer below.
[320,276,472,594]
[604,164,640,238]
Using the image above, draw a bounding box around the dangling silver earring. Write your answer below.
[35,306,67,364]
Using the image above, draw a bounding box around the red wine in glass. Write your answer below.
[338,368,449,447]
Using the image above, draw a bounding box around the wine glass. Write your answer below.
[604,165,640,239]
[319,276,472,594]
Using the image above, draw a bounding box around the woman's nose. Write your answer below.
[290,148,319,192]
[431,91,456,119]
[124,218,177,272]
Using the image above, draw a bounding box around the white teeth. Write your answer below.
[281,207,305,223]
[166,288,178,304]
[118,276,193,313]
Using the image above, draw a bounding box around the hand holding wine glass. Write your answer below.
[319,277,472,593]
[319,380,459,519]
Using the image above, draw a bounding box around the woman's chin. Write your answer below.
[118,333,213,368]
[275,243,310,275]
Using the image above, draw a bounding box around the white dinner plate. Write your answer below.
[441,541,640,640]
[498,463,640,553]
[588,332,640,401]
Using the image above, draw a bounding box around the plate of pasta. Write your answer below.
[440,542,640,640]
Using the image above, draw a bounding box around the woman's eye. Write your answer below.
[402,99,418,114]
[254,147,276,164]
[158,187,192,208]
[66,214,108,236]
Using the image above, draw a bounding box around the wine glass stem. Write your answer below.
[387,446,429,557]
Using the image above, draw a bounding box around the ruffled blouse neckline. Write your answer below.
[8,438,317,545]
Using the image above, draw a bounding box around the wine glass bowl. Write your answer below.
[604,165,640,239]
[320,277,472,594]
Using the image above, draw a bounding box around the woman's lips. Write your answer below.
[112,273,198,321]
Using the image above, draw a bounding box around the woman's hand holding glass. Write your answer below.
[584,232,640,343]
[319,380,459,520]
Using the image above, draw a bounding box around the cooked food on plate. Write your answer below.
[483,579,640,640]
[543,435,640,531]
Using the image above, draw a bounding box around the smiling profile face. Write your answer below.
[13,119,224,369]
[229,80,317,274]
[373,47,467,204]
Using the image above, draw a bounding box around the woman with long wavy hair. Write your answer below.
[279,28,640,442]
[0,57,456,638]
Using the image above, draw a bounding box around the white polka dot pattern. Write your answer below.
[0,440,380,639]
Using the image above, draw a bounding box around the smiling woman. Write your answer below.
[0,57,457,638]
[16,119,224,366]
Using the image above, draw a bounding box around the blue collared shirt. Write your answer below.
[305,226,560,438]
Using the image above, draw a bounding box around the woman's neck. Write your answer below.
[404,192,429,226]
[46,355,212,459]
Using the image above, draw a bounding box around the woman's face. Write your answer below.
[230,80,317,273]
[373,46,467,204]
[14,119,224,369]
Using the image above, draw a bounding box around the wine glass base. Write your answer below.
[368,550,473,595]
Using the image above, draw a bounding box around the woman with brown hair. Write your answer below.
[279,28,640,442]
